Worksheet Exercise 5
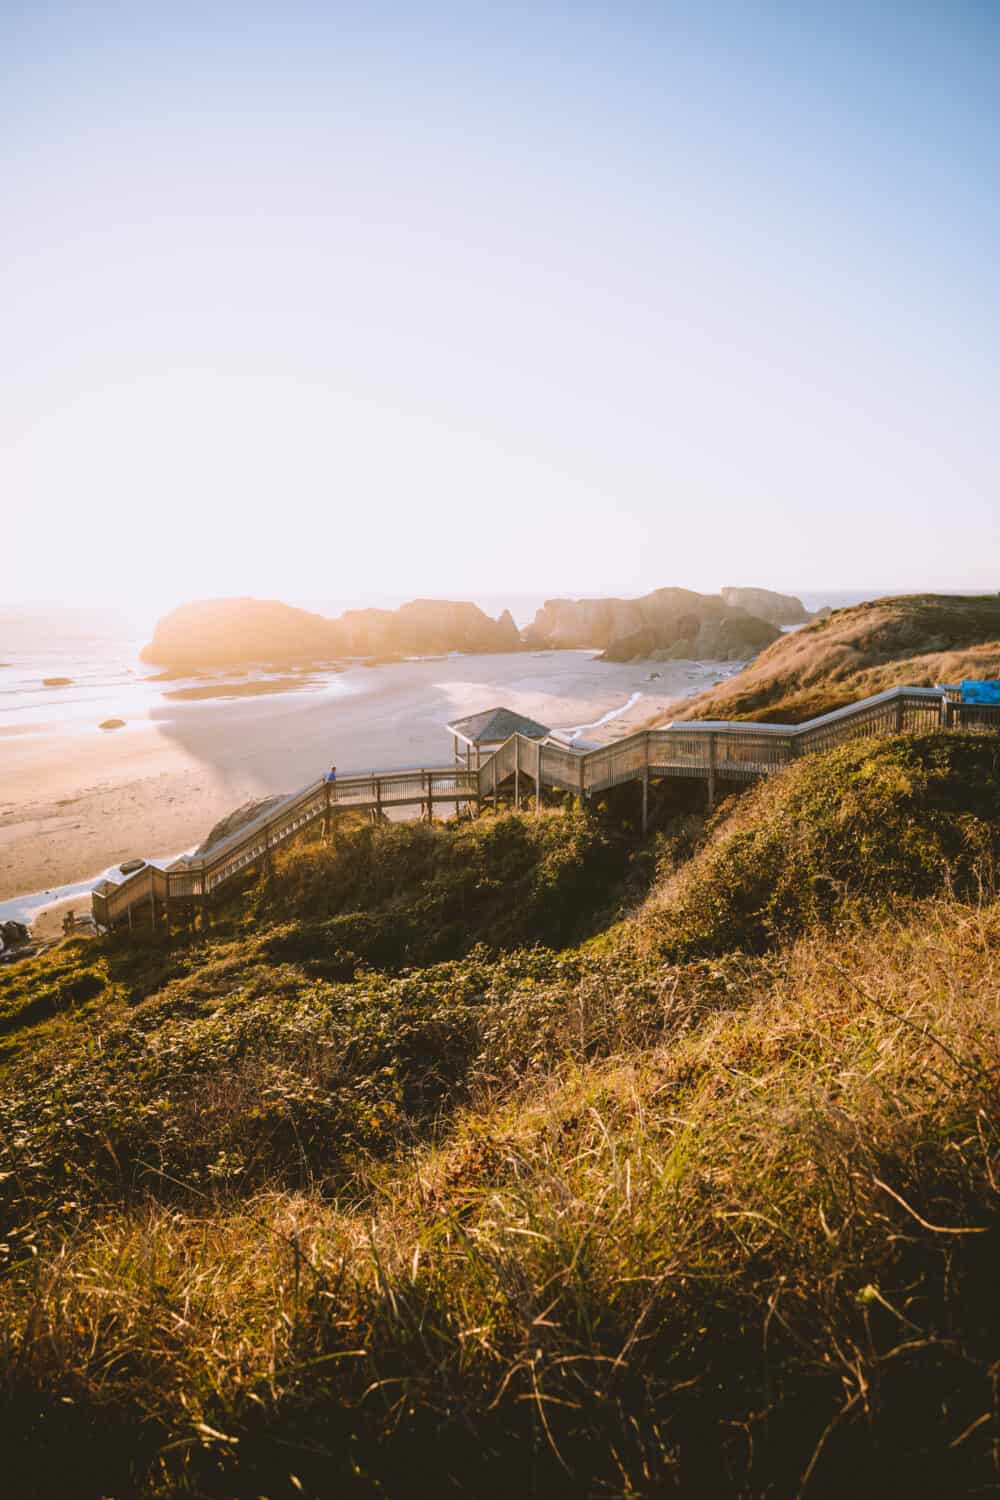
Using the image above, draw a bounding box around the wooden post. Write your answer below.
[425,771,433,823]
[514,744,521,810]
[894,695,904,733]
[536,741,543,815]
[707,733,717,812]
[492,754,498,810]
[376,777,383,822]
[579,755,586,805]
[324,780,332,840]
[641,765,649,835]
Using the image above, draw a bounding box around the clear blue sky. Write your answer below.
[3,1,998,609]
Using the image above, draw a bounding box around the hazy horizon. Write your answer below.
[4,2,998,610]
[4,583,996,647]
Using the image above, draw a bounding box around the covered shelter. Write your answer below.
[446,706,551,770]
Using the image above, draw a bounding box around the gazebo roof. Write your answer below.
[447,706,551,746]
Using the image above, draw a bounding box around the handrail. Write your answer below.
[93,763,482,925]
[92,683,991,927]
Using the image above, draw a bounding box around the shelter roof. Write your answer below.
[447,706,551,745]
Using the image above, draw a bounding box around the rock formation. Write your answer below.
[334,599,522,657]
[0,920,31,954]
[142,597,523,670]
[720,587,812,626]
[142,600,344,670]
[525,587,781,662]
[144,588,794,671]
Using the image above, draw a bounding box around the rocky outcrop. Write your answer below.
[142,599,344,670]
[142,597,524,670]
[525,587,781,662]
[334,599,522,657]
[0,920,31,953]
[720,587,811,626]
[525,597,646,650]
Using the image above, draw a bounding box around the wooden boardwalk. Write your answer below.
[92,684,1000,931]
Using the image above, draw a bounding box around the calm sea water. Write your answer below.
[1,606,165,736]
[0,595,561,736]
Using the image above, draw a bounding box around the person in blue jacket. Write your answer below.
[326,764,337,784]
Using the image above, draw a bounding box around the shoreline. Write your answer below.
[1,650,740,917]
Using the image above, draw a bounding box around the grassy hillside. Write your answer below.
[1,746,999,1498]
[657,592,1000,723]
[251,806,640,969]
[639,732,1000,955]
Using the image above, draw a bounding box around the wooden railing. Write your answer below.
[92,685,994,929]
[486,685,947,802]
[92,766,478,929]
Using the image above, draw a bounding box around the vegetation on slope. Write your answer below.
[658,592,1000,723]
[253,806,640,969]
[1,741,998,1498]
[640,731,1000,956]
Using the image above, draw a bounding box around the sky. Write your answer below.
[3,0,998,613]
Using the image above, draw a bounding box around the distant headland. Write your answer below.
[141,586,811,670]
[523,585,808,661]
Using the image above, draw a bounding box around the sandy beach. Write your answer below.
[0,650,737,910]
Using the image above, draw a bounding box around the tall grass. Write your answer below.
[2,900,997,1497]
[2,753,999,1497]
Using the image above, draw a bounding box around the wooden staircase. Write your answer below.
[92,685,999,931]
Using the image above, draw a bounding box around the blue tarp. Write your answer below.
[961,679,1000,705]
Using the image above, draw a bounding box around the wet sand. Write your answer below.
[1,650,735,903]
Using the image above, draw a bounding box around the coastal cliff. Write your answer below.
[142,587,794,670]
[333,598,521,657]
[662,592,1000,723]
[141,598,341,669]
[525,586,781,661]
[720,585,811,625]
[141,596,522,669]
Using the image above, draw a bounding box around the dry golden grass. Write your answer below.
[3,897,998,1498]
[650,593,1000,723]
